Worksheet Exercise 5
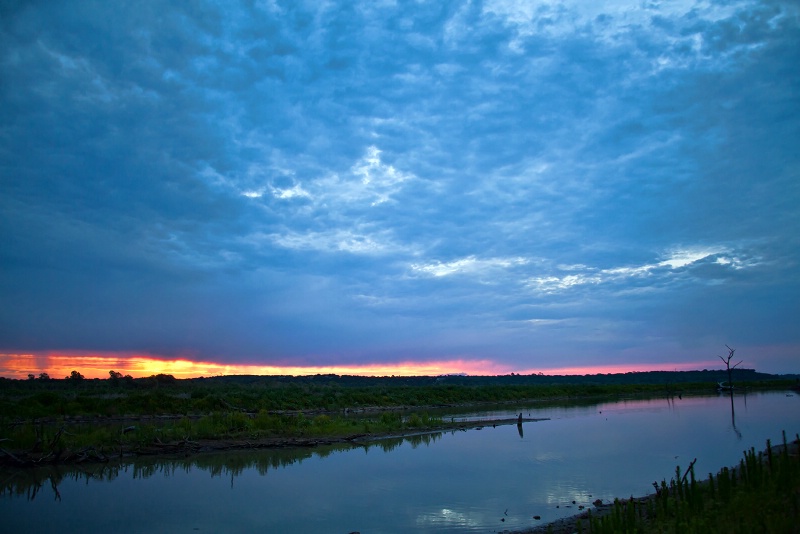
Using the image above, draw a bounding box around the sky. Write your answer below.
[1,0,799,379]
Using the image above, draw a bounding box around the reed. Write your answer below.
[0,409,445,463]
[588,432,800,533]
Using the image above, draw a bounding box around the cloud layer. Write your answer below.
[1,0,798,374]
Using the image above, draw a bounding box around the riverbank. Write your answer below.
[1,374,795,468]
[513,436,800,534]
[512,498,650,534]
[0,416,545,467]
[3,391,798,534]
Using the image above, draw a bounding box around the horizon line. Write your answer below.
[0,352,738,380]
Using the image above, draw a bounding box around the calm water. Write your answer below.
[2,391,799,533]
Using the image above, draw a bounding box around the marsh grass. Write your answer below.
[586,432,800,534]
[0,409,444,459]
[3,374,794,421]
[1,374,794,464]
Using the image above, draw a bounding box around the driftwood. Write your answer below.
[0,447,25,465]
[0,426,76,466]
[62,446,109,464]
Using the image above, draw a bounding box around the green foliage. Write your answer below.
[0,371,795,420]
[405,412,439,428]
[0,372,796,465]
[195,412,248,438]
[588,433,800,534]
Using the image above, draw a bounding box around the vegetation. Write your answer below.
[0,369,796,466]
[2,371,798,532]
[0,409,444,465]
[1,369,795,419]
[583,432,800,534]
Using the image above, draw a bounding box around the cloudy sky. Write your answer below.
[1,0,798,378]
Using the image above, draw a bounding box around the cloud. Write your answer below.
[524,245,763,294]
[410,256,529,278]
[0,1,798,374]
[253,228,408,256]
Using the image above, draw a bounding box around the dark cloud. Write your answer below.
[1,1,798,373]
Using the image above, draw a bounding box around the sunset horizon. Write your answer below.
[0,352,757,381]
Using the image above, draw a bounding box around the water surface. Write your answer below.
[2,391,798,533]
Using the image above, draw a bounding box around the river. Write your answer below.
[2,390,798,533]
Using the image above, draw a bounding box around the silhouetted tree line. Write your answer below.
[3,368,797,394]
[190,368,792,388]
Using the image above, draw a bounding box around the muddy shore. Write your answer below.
[508,498,653,534]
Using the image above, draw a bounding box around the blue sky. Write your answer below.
[1,0,798,376]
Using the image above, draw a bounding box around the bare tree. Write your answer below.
[719,344,743,389]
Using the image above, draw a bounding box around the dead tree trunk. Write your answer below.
[719,345,742,389]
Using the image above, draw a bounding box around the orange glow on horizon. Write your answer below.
[0,352,721,380]
[516,360,722,376]
[0,353,510,380]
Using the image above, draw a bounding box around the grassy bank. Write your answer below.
[1,371,795,466]
[0,409,447,465]
[533,432,800,534]
[2,370,795,418]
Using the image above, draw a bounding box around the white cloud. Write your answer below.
[349,145,415,206]
[525,318,570,327]
[235,145,424,259]
[250,227,411,256]
[410,256,528,278]
[526,274,600,293]
[271,184,311,200]
[525,245,760,294]
[657,247,727,269]
[443,1,477,48]
[482,0,766,72]
[483,0,750,40]
[277,145,420,210]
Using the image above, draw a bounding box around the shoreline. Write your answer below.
[2,385,794,468]
[513,438,800,534]
[0,417,546,467]
[509,498,653,534]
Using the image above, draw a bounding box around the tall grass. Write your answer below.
[0,409,444,460]
[588,432,800,534]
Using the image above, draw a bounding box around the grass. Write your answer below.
[583,432,800,534]
[0,408,446,463]
[1,372,795,464]
[2,376,795,419]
